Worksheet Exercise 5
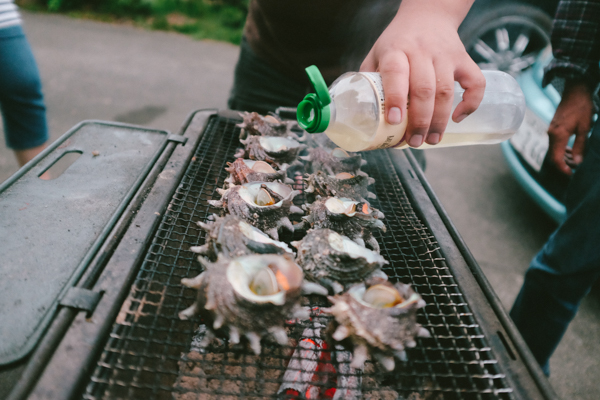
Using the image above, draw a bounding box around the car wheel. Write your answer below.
[460,3,552,75]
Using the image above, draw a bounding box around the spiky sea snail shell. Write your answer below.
[300,147,366,176]
[208,181,303,240]
[297,197,385,252]
[237,111,306,142]
[179,254,325,355]
[304,171,376,203]
[191,214,294,260]
[324,278,430,371]
[291,229,388,294]
[234,136,306,167]
[225,158,293,187]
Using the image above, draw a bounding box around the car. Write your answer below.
[459,1,568,224]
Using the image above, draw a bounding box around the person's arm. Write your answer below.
[542,0,600,175]
[361,0,484,147]
[547,80,594,175]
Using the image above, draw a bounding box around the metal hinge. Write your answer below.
[167,134,188,146]
[59,287,102,315]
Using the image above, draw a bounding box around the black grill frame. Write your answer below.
[18,110,555,400]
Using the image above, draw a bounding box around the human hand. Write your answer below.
[360,0,485,147]
[547,81,593,175]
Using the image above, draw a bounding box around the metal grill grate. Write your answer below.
[82,115,514,400]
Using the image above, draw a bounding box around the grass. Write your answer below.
[16,0,247,45]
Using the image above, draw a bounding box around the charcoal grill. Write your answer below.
[4,110,557,400]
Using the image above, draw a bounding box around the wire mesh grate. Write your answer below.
[82,114,514,400]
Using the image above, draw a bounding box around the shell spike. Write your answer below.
[417,326,431,338]
[229,326,240,344]
[181,272,205,289]
[375,354,395,371]
[301,281,329,296]
[197,220,212,230]
[189,244,209,255]
[208,199,223,208]
[269,326,289,345]
[332,325,350,341]
[350,344,369,369]
[265,227,280,240]
[178,302,199,320]
[394,350,408,362]
[213,313,225,330]
[292,306,311,320]
[246,332,262,355]
[289,205,304,215]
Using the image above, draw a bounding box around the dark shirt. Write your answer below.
[543,0,600,89]
[244,0,401,84]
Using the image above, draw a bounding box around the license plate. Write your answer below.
[510,108,549,172]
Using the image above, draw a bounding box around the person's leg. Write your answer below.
[510,120,600,375]
[0,25,48,165]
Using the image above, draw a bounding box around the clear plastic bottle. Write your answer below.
[296,65,526,152]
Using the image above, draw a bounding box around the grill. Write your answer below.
[83,114,507,400]
[11,110,555,400]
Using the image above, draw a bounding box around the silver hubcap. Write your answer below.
[469,18,550,75]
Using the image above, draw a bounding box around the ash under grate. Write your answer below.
[82,115,514,400]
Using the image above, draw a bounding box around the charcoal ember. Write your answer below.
[277,323,324,397]
[333,344,363,400]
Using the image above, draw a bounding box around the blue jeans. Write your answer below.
[510,119,600,375]
[0,25,48,150]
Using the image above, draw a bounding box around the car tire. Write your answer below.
[459,3,552,75]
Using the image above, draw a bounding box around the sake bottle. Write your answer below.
[296,65,525,152]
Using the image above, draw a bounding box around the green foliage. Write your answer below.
[18,0,249,44]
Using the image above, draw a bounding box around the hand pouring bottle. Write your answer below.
[296,65,526,152]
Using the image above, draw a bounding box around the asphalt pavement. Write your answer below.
[1,10,598,399]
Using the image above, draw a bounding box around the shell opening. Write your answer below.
[327,232,385,263]
[227,255,304,305]
[256,188,275,206]
[325,197,359,215]
[238,182,292,208]
[259,136,299,152]
[251,161,276,173]
[331,148,350,158]
[249,266,279,296]
[238,221,293,253]
[335,172,354,179]
[362,284,404,308]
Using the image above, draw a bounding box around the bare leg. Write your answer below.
[14,142,48,166]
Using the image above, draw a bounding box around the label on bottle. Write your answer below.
[359,72,409,150]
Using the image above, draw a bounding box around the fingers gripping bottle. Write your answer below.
[296,65,526,152]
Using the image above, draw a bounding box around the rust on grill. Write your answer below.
[82,115,514,400]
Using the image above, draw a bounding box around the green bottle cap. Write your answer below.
[297,65,331,133]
